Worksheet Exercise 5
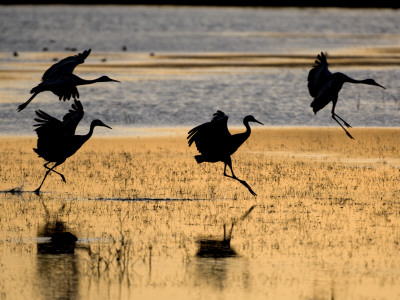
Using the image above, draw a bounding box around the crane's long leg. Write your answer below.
[333,113,352,128]
[331,101,354,139]
[17,92,39,112]
[43,162,66,182]
[223,159,257,196]
[332,115,354,139]
[34,162,64,194]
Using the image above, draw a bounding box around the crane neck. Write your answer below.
[243,119,252,136]
[74,76,104,86]
[83,121,97,141]
[337,73,364,85]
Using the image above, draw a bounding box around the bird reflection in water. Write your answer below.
[196,205,255,258]
[36,201,80,300]
[195,206,255,291]
[196,223,237,258]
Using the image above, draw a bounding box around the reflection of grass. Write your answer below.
[1,127,400,299]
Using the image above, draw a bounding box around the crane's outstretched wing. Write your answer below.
[62,99,84,135]
[187,110,230,155]
[33,100,83,138]
[307,52,333,98]
[33,110,63,138]
[31,76,80,101]
[42,49,91,80]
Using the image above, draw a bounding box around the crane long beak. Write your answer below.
[103,124,112,129]
[111,79,121,83]
[376,83,386,89]
[254,119,264,125]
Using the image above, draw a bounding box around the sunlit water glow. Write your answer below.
[1,6,400,135]
[1,5,400,300]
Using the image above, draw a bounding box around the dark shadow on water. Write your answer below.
[0,181,27,195]
[196,224,237,258]
[90,197,213,202]
[196,205,255,258]
[194,205,255,291]
[36,201,80,300]
[195,224,235,291]
[194,257,232,291]
[37,221,78,254]
[0,181,51,196]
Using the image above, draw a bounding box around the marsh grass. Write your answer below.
[1,127,400,299]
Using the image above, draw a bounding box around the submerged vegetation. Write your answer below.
[1,128,400,299]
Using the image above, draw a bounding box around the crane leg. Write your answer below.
[332,114,354,139]
[223,160,257,196]
[331,102,354,139]
[17,92,38,112]
[34,162,63,194]
[43,162,66,182]
[333,113,352,128]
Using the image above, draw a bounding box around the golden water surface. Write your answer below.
[1,128,400,299]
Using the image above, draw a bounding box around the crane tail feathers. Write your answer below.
[315,52,328,66]
[71,99,83,112]
[35,109,52,119]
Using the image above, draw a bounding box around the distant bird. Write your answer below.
[308,52,386,139]
[188,111,263,196]
[33,99,111,193]
[17,49,120,111]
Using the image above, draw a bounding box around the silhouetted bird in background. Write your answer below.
[188,111,263,196]
[33,99,111,193]
[308,52,385,139]
[17,49,120,111]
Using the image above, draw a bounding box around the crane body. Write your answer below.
[308,52,385,139]
[18,49,119,111]
[33,99,111,193]
[188,111,262,196]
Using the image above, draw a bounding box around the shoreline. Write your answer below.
[2,49,400,69]
[1,126,400,138]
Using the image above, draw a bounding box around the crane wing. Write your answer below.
[307,52,333,98]
[33,99,84,138]
[42,49,91,80]
[33,110,63,138]
[187,110,230,155]
[62,99,84,135]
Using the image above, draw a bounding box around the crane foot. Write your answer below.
[17,103,27,112]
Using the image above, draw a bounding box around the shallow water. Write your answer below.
[1,6,400,53]
[1,6,400,300]
[1,6,400,135]
[1,195,399,300]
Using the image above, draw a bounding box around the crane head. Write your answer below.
[363,79,386,89]
[98,76,121,83]
[244,115,263,125]
[91,119,112,130]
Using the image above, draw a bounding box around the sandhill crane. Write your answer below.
[188,111,263,196]
[17,49,120,111]
[33,99,111,193]
[308,52,385,139]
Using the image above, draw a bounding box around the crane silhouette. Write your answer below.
[17,49,120,111]
[308,52,386,139]
[33,99,111,193]
[188,111,263,196]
